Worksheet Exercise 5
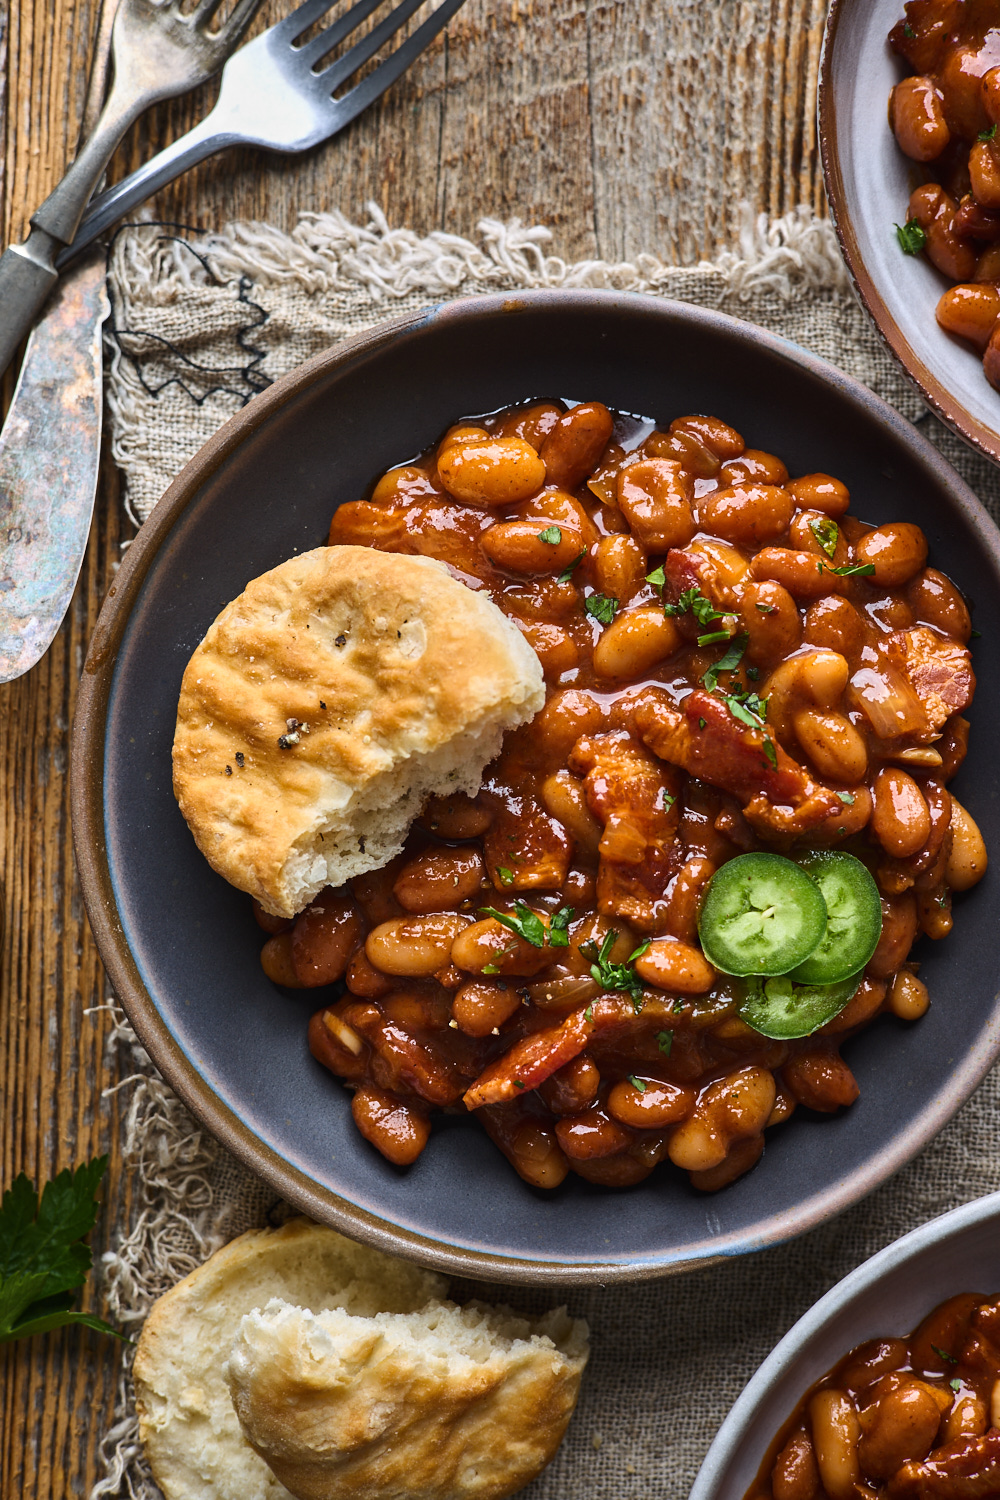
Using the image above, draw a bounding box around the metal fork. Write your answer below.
[0,0,265,377]
[57,0,468,268]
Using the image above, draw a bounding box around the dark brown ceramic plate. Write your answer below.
[821,0,1000,467]
[72,290,1000,1284]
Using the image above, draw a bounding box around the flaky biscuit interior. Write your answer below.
[225,1297,590,1500]
[172,546,544,917]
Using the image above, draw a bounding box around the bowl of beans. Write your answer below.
[690,1190,1000,1500]
[821,0,1000,465]
[73,289,1000,1282]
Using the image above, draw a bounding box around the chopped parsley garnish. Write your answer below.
[698,628,733,646]
[656,787,676,811]
[498,866,515,886]
[755,601,777,615]
[585,1003,594,1021]
[809,515,839,559]
[932,1343,958,1365]
[556,547,587,584]
[646,565,666,588]
[665,586,725,626]
[824,560,876,578]
[950,1377,962,1392]
[895,218,927,256]
[725,691,768,730]
[903,21,914,37]
[981,123,998,142]
[585,592,619,626]
[703,632,749,693]
[0,1156,127,1345]
[537,525,562,545]
[548,906,575,947]
[480,902,547,949]
[583,932,651,1010]
[762,738,778,770]
[514,1079,525,1089]
[656,1030,674,1057]
[698,716,706,729]
[836,791,855,805]
[627,1075,647,1093]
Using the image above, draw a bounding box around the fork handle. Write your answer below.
[57,116,238,271]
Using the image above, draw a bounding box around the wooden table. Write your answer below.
[0,1,829,1492]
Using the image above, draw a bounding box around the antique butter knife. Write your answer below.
[0,251,109,681]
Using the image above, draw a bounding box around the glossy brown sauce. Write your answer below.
[256,397,980,1192]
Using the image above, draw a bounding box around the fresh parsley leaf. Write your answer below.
[755,601,777,615]
[585,1003,594,1022]
[656,1030,674,1057]
[556,548,587,584]
[646,565,666,588]
[824,560,876,578]
[697,628,732,646]
[656,787,676,811]
[809,515,839,559]
[746,665,759,680]
[725,692,767,730]
[627,1075,647,1093]
[497,866,515,886]
[0,1157,127,1346]
[703,632,749,693]
[588,933,651,1011]
[665,586,725,626]
[903,21,914,37]
[585,592,619,626]
[480,902,547,949]
[895,218,927,256]
[836,791,855,805]
[932,1343,958,1365]
[514,1078,525,1089]
[548,906,575,948]
[537,525,562,545]
[762,738,778,770]
[981,123,998,142]
[950,1377,962,1392]
[971,628,982,639]
[698,716,706,729]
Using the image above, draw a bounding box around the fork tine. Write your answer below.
[271,0,343,46]
[330,0,466,120]
[293,0,387,71]
[319,0,427,93]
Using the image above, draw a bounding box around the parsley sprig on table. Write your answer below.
[0,1156,127,1345]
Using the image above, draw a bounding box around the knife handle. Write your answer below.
[0,237,60,379]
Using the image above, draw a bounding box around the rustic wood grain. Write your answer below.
[0,1,829,1495]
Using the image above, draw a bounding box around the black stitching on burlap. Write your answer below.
[104,221,273,407]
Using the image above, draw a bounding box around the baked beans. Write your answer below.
[260,398,983,1192]
[889,1,1000,391]
[746,1291,1000,1500]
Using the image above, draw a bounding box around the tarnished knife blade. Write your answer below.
[0,250,109,681]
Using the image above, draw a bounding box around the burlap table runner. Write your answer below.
[92,205,1000,1500]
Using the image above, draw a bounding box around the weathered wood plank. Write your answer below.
[0,1,828,1495]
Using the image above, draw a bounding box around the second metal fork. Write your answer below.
[59,0,468,266]
[0,0,265,378]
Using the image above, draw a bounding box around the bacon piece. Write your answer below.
[888,1429,1000,1498]
[634,689,841,835]
[887,626,975,734]
[346,1003,465,1106]
[568,729,683,931]
[663,546,741,615]
[463,1006,594,1109]
[481,784,573,891]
